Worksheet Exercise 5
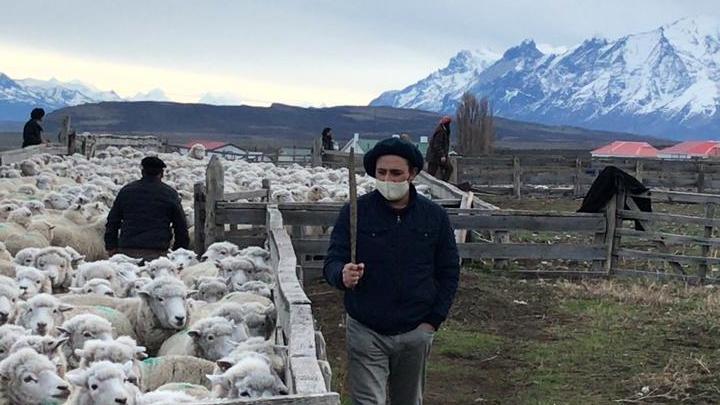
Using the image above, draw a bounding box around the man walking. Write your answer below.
[426,116,452,181]
[22,108,48,148]
[104,156,189,262]
[324,138,460,404]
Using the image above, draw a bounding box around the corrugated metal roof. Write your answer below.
[591,141,658,157]
[658,141,720,156]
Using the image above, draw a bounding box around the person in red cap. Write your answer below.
[426,116,453,181]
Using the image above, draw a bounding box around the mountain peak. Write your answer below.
[502,39,543,60]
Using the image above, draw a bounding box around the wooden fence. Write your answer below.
[451,154,720,198]
[196,154,720,284]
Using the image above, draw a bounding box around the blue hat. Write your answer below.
[363,138,424,178]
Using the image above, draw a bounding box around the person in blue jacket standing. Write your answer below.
[323,137,460,405]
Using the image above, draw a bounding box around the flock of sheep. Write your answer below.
[0,143,409,404]
[0,241,283,404]
[0,142,440,404]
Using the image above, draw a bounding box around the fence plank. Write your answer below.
[619,209,720,227]
[616,248,720,265]
[459,243,605,260]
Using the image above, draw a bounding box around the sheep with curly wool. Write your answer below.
[0,325,29,361]
[60,277,193,355]
[207,351,288,399]
[15,266,52,299]
[216,256,255,290]
[215,337,287,379]
[69,279,116,297]
[108,254,143,265]
[6,207,32,229]
[76,336,146,387]
[0,279,20,326]
[192,277,227,303]
[0,348,70,405]
[57,314,114,369]
[138,355,216,392]
[138,387,202,404]
[212,301,276,339]
[73,261,121,293]
[12,247,38,268]
[65,360,141,405]
[8,335,68,376]
[141,258,179,279]
[120,277,151,298]
[151,383,210,401]
[158,316,247,362]
[63,246,86,268]
[32,246,72,291]
[0,204,18,221]
[15,293,73,336]
[18,160,40,177]
[21,200,45,215]
[234,280,272,299]
[167,248,198,270]
[188,143,206,160]
[200,241,239,262]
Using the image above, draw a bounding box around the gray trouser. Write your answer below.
[346,315,434,405]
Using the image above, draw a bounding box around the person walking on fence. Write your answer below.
[322,127,335,150]
[104,156,189,263]
[426,115,453,182]
[324,137,460,405]
[22,108,49,148]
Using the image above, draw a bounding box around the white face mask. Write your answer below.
[375,179,409,201]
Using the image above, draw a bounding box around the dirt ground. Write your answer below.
[308,269,720,405]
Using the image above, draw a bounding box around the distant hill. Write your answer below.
[40,101,668,150]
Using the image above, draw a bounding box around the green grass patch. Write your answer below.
[434,327,503,360]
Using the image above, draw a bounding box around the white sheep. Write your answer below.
[216,256,255,289]
[167,248,198,270]
[15,293,74,336]
[142,257,179,279]
[66,360,141,405]
[215,337,287,379]
[8,335,68,376]
[12,247,38,268]
[0,279,20,326]
[192,277,228,303]
[158,316,248,362]
[15,266,52,299]
[189,144,206,160]
[32,246,73,291]
[74,261,121,292]
[69,279,116,297]
[43,192,72,210]
[138,355,217,393]
[76,336,147,387]
[120,277,151,298]
[178,261,218,288]
[234,280,272,299]
[211,301,276,339]
[57,314,114,369]
[200,241,239,262]
[108,254,143,265]
[0,348,70,405]
[207,352,288,399]
[60,277,193,355]
[0,325,29,361]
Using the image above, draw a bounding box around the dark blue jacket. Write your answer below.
[323,185,460,335]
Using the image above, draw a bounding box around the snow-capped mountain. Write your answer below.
[0,73,154,121]
[370,16,720,139]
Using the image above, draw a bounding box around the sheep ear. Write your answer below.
[134,346,148,359]
[206,373,227,386]
[58,304,74,312]
[187,330,201,340]
[66,369,86,386]
[185,290,198,298]
[51,337,69,350]
[137,290,151,300]
[214,260,223,270]
[216,359,233,372]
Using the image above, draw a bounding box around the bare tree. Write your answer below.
[456,92,494,156]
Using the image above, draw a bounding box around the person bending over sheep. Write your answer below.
[104,156,189,263]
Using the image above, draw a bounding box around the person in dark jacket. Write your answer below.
[22,108,48,148]
[324,137,460,405]
[104,156,190,262]
[426,115,453,181]
[321,127,334,150]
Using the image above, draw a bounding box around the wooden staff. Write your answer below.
[349,147,358,264]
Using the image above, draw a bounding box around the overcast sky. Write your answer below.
[0,0,717,106]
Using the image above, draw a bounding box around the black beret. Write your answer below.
[363,137,424,178]
[141,156,166,169]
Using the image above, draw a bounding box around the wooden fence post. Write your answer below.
[608,187,626,274]
[312,137,322,167]
[193,182,207,255]
[204,156,225,247]
[635,160,644,183]
[512,156,521,199]
[262,179,272,202]
[699,202,715,282]
[449,155,459,184]
[602,191,619,274]
[58,116,70,145]
[698,163,706,194]
[67,131,76,155]
[573,158,582,198]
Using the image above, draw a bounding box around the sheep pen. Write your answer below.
[0,141,339,404]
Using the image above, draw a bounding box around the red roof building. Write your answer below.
[657,141,720,159]
[591,141,658,158]
[185,140,227,150]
